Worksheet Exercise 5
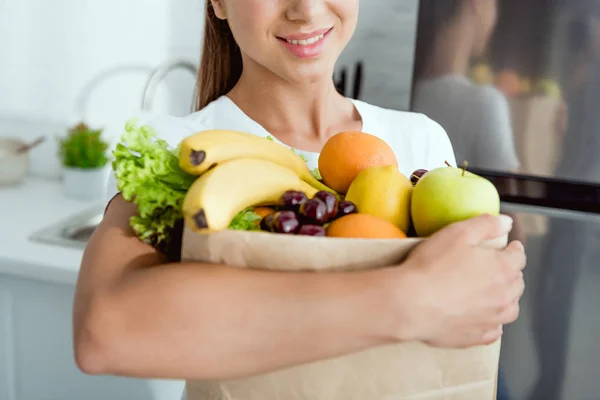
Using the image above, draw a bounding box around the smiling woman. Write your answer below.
[196,0,359,112]
[72,1,526,399]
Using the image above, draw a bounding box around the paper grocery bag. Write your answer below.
[508,95,562,237]
[181,227,507,400]
[508,95,562,178]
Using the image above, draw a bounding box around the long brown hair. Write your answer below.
[412,0,461,82]
[194,1,243,111]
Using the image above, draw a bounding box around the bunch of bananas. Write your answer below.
[179,130,337,233]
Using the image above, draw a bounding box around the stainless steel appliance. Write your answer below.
[410,1,600,399]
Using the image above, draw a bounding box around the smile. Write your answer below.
[277,27,333,59]
[285,34,325,46]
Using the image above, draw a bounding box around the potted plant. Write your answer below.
[58,122,110,200]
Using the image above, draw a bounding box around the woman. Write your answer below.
[411,0,528,254]
[72,0,526,394]
[411,0,520,173]
[530,8,600,400]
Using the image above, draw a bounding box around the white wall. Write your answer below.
[0,0,416,135]
[0,0,204,179]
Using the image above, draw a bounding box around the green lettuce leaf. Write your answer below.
[265,134,309,163]
[229,208,262,231]
[311,167,322,180]
[112,119,196,252]
[113,120,271,251]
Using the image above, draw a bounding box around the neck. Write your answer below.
[226,57,358,146]
[421,18,475,79]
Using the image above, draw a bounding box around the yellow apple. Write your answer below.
[345,165,413,233]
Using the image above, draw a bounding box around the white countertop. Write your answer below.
[0,177,101,285]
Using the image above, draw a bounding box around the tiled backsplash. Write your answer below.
[0,0,418,179]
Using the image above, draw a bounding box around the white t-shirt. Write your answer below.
[105,95,456,206]
[412,74,520,171]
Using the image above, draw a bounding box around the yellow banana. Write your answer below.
[182,158,319,233]
[178,129,336,194]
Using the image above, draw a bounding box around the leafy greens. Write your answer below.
[112,120,196,252]
[112,122,324,251]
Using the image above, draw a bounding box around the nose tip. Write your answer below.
[286,0,326,22]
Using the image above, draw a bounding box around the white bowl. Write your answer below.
[0,138,30,186]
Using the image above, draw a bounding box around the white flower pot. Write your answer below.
[62,166,109,201]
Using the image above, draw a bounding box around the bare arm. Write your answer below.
[74,196,525,381]
[73,195,406,381]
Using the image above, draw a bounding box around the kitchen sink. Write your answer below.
[29,205,105,249]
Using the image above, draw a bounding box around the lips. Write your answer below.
[277,27,333,45]
[276,27,333,59]
[284,33,325,46]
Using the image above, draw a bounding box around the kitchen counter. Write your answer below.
[0,177,187,400]
[0,176,101,285]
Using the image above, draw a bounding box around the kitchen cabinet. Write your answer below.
[0,178,185,400]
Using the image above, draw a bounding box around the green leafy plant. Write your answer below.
[58,122,109,169]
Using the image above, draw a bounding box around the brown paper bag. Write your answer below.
[508,95,562,178]
[181,228,507,400]
[508,95,562,237]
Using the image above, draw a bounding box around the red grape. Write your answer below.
[336,201,358,218]
[299,198,329,225]
[279,190,308,211]
[410,169,428,186]
[272,211,300,234]
[313,191,339,221]
[260,213,276,232]
[298,225,326,236]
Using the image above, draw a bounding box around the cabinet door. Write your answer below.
[0,285,16,400]
[1,273,185,400]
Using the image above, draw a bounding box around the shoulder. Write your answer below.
[133,96,236,147]
[469,84,512,117]
[352,100,457,172]
[465,84,513,137]
[353,99,448,140]
[103,102,223,206]
[476,83,509,103]
[353,99,429,126]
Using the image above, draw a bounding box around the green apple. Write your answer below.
[537,79,562,99]
[411,166,500,237]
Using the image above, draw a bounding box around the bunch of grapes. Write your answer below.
[260,190,358,236]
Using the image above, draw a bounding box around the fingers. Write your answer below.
[481,326,504,345]
[446,214,514,246]
[497,301,521,326]
[493,277,524,325]
[502,240,527,271]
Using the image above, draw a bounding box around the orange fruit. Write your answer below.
[253,207,275,218]
[319,131,398,194]
[326,213,407,239]
[252,207,275,227]
[495,70,522,97]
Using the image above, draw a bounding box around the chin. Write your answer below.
[280,59,337,86]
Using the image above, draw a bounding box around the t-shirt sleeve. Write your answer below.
[104,171,119,213]
[470,87,521,171]
[421,114,458,169]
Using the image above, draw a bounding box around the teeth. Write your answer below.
[286,34,324,46]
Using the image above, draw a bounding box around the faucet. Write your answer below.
[140,58,199,112]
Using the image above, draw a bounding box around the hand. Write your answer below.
[399,214,526,348]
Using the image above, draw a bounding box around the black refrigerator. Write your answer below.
[408,1,600,400]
